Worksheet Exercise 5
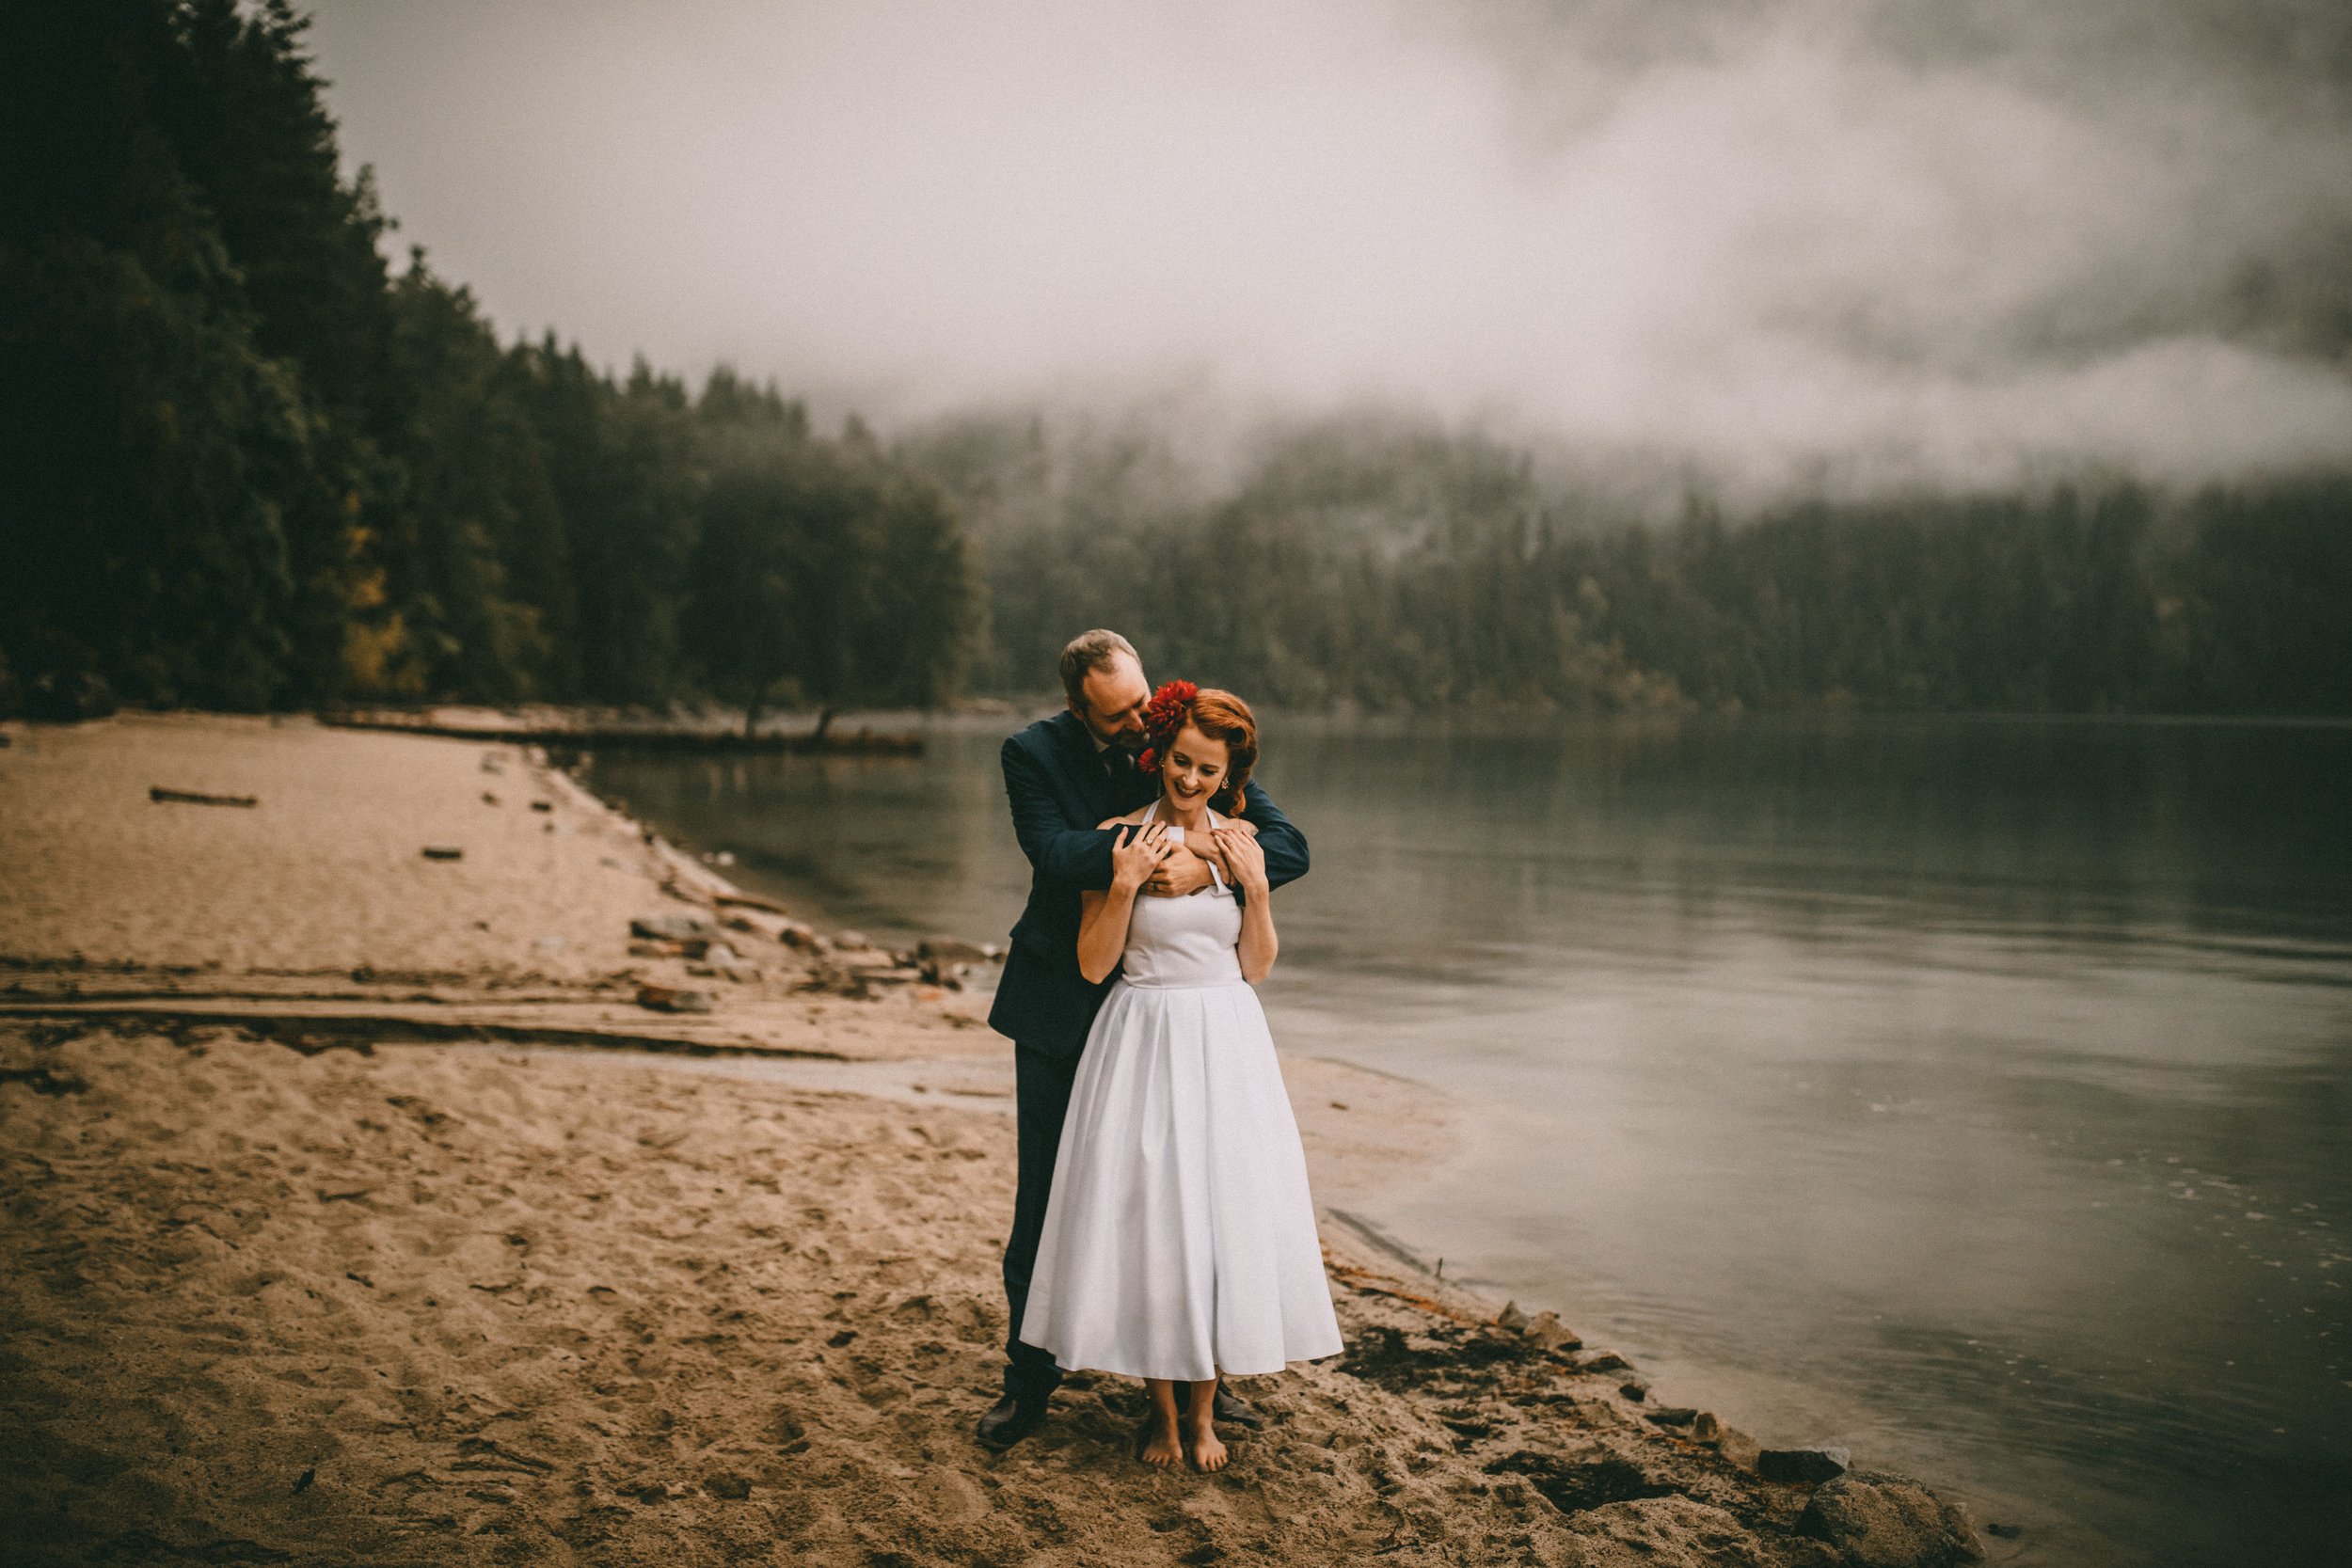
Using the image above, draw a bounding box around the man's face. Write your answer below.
[1074,656,1151,751]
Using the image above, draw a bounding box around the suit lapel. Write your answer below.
[1113,752,1152,814]
[1053,712,1115,822]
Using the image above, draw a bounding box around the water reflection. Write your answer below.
[593,714,2352,1567]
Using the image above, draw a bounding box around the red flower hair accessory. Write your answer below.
[1135,679,1198,774]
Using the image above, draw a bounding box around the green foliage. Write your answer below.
[164,0,395,426]
[376,260,569,701]
[689,379,976,731]
[2154,481,2352,714]
[1,0,340,710]
[909,415,2352,717]
[0,0,978,720]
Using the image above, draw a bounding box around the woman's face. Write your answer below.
[1161,723,1229,812]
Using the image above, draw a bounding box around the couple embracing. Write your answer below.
[979,630,1343,1469]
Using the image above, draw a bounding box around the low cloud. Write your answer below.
[310,0,2352,499]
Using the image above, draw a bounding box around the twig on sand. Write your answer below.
[1322,1254,1491,1328]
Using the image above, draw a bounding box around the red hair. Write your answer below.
[1136,683,1258,812]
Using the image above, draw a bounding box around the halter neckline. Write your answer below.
[1143,797,1220,832]
[1142,799,1228,894]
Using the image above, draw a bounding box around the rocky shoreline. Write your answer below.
[1,712,1990,1566]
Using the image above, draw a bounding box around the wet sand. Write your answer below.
[0,713,1978,1566]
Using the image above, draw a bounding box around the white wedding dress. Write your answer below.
[1019,802,1343,1383]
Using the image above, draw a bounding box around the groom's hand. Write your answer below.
[1145,846,1213,897]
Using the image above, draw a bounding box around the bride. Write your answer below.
[1017,683,1343,1470]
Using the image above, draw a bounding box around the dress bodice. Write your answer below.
[1119,802,1244,989]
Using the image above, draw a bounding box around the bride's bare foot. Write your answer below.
[1185,1419,1228,1472]
[1139,1418,1185,1468]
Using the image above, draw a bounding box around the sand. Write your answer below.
[0,713,1965,1566]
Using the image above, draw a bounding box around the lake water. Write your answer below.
[591,714,2352,1567]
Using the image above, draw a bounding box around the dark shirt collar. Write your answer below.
[1065,709,1116,758]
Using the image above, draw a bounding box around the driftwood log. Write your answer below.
[149,786,258,808]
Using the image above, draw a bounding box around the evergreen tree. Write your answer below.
[0,0,340,709]
[373,257,570,699]
[691,376,977,735]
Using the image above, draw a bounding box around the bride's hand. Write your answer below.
[1110,823,1171,893]
[1210,825,1269,896]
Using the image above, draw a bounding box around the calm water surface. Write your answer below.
[592,715,2352,1567]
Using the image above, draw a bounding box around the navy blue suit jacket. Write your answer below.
[986,709,1310,1060]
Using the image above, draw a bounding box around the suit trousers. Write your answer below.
[1001,1040,1082,1399]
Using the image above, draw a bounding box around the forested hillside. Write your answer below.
[0,0,977,723]
[906,414,2352,716]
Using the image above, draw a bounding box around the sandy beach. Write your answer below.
[1,713,1982,1567]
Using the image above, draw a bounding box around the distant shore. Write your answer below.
[0,711,1986,1566]
[321,707,926,755]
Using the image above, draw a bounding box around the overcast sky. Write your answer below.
[303,0,2352,498]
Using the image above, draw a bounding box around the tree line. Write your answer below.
[907,413,2352,717]
[0,0,977,728]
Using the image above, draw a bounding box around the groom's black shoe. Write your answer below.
[1213,1386,1264,1430]
[977,1392,1049,1449]
[1173,1384,1265,1430]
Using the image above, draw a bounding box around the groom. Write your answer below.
[978,629,1311,1448]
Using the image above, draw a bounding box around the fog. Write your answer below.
[304,0,2352,499]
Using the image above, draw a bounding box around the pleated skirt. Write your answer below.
[1019,977,1344,1382]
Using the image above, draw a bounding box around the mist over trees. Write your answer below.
[903,413,2352,717]
[3,2,2344,724]
[0,0,977,723]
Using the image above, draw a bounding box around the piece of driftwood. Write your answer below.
[150,786,258,808]
[714,890,793,915]
[421,846,464,861]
